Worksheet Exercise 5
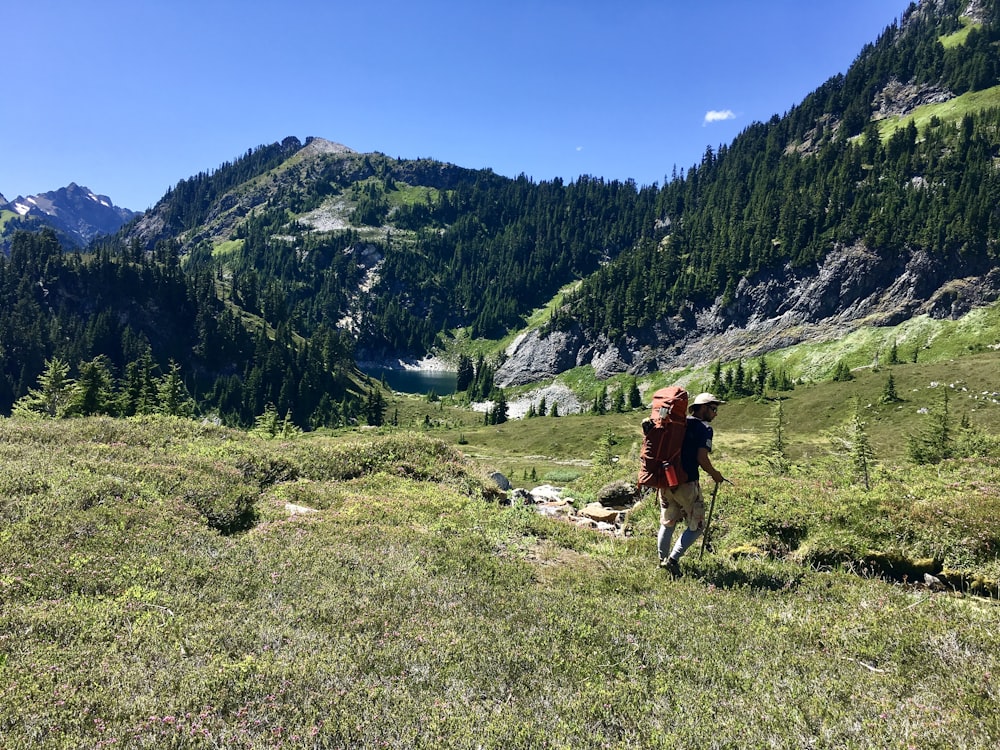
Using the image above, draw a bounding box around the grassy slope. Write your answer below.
[2,412,998,749]
[407,299,1000,477]
[876,83,1000,140]
[0,209,21,232]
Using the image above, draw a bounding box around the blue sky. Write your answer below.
[4,0,912,211]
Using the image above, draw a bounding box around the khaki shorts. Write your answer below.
[658,481,705,532]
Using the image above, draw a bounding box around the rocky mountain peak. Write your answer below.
[301,137,356,157]
[1,184,138,251]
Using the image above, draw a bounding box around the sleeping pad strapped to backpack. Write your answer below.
[638,385,688,490]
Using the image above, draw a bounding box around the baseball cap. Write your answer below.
[691,392,725,407]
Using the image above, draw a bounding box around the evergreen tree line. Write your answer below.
[158,137,305,233]
[706,357,795,402]
[0,230,360,429]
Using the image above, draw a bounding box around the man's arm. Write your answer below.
[697,447,724,484]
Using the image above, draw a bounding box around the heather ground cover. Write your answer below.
[2,416,998,749]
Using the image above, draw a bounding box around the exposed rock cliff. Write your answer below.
[496,243,1000,386]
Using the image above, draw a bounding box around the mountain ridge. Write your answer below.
[1,182,138,251]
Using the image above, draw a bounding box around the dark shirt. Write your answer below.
[681,415,713,483]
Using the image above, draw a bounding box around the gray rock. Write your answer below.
[490,472,512,491]
[596,479,639,508]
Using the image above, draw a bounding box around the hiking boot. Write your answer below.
[662,557,682,579]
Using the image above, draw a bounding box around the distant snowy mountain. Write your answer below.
[1,183,139,251]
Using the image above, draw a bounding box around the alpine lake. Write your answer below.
[360,365,459,396]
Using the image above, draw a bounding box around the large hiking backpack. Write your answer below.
[637,386,689,490]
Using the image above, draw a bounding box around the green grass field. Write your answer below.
[2,395,998,748]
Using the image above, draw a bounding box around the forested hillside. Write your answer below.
[0,230,359,427]
[560,0,1000,340]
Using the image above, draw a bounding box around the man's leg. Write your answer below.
[669,527,702,560]
[666,482,705,567]
[657,522,677,561]
[657,489,680,562]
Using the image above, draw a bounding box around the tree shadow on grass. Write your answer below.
[687,555,804,592]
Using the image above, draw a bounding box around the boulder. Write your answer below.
[490,472,512,491]
[579,503,620,524]
[596,479,639,508]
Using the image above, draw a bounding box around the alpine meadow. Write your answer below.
[3,1,1000,749]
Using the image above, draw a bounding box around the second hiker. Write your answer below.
[658,392,726,577]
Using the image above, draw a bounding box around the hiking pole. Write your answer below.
[699,479,730,560]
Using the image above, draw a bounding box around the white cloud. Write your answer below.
[703,109,736,126]
[576,146,584,152]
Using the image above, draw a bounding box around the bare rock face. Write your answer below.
[872,78,953,120]
[496,325,586,386]
[497,242,1000,383]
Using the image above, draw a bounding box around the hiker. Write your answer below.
[657,392,726,577]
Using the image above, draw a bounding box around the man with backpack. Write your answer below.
[657,392,726,578]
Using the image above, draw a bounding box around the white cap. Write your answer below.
[691,392,725,407]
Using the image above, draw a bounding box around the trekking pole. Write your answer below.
[699,479,730,560]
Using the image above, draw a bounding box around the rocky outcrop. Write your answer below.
[872,78,953,120]
[496,243,1000,385]
[507,481,641,536]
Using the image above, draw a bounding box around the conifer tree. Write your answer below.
[734,359,747,396]
[765,399,790,474]
[490,388,508,424]
[592,385,608,415]
[628,377,642,409]
[157,360,195,417]
[709,361,724,398]
[455,354,474,392]
[12,358,75,419]
[908,388,953,464]
[71,355,116,416]
[612,386,626,413]
[850,400,876,491]
[754,355,769,399]
[364,386,387,426]
[832,361,854,382]
[888,339,900,365]
[881,372,900,404]
[591,427,616,471]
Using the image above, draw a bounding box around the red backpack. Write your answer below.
[637,386,688,490]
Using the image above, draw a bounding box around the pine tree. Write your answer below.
[70,355,116,416]
[709,361,725,398]
[365,386,387,426]
[592,385,608,415]
[753,355,769,399]
[157,360,195,417]
[628,377,642,409]
[591,427,616,472]
[850,401,876,490]
[880,372,900,403]
[734,359,747,396]
[252,403,281,438]
[908,388,953,464]
[11,358,75,419]
[612,386,626,413]
[832,361,854,382]
[888,339,900,365]
[765,399,790,474]
[455,354,474,392]
[491,388,508,424]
